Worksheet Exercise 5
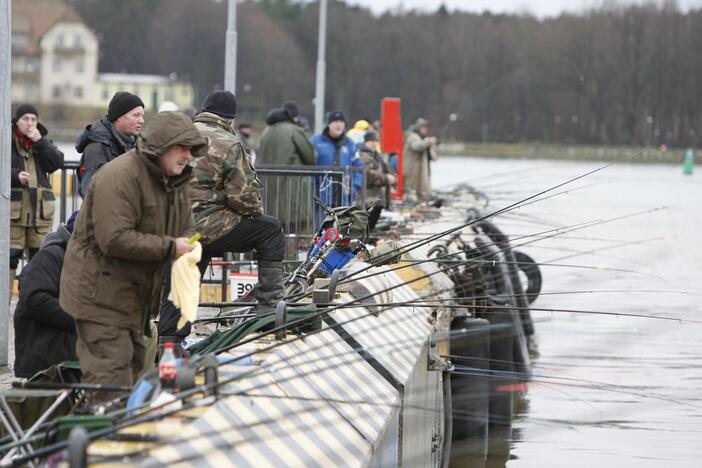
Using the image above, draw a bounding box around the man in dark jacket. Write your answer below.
[60,112,206,402]
[13,212,78,378]
[75,91,144,197]
[10,104,64,295]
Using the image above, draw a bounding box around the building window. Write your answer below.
[52,86,61,98]
[76,59,84,73]
[102,87,109,100]
[11,32,28,49]
[56,33,64,47]
[74,34,82,47]
[74,87,83,98]
[52,58,61,72]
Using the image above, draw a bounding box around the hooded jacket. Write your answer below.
[258,108,315,166]
[10,121,64,228]
[14,225,76,378]
[60,112,207,332]
[75,116,135,197]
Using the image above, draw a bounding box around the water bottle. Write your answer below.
[159,342,177,390]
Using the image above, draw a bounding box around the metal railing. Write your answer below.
[57,162,367,300]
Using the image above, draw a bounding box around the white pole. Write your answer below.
[0,0,11,366]
[314,0,327,134]
[224,0,237,93]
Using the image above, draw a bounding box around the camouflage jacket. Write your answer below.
[190,112,263,243]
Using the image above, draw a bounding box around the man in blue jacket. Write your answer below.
[311,111,363,216]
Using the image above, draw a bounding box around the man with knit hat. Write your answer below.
[163,90,285,331]
[60,112,206,402]
[75,91,145,197]
[10,104,64,295]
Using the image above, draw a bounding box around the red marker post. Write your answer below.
[380,98,404,200]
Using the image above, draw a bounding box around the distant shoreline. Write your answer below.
[436,142,695,164]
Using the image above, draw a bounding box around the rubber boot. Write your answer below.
[255,261,284,315]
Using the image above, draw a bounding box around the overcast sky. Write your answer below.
[349,0,701,17]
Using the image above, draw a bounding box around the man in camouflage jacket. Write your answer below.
[159,91,285,340]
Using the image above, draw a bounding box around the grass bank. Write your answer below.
[437,142,696,164]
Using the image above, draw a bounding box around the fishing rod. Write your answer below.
[451,365,702,409]
[345,207,666,287]
[348,161,620,279]
[544,236,665,263]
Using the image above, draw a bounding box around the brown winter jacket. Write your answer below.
[59,112,207,332]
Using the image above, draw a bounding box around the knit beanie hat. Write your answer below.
[364,130,379,142]
[283,100,300,119]
[201,90,238,119]
[107,92,145,122]
[14,104,39,121]
[327,111,347,124]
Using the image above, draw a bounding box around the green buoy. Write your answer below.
[683,149,694,175]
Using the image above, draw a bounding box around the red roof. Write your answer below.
[12,0,84,55]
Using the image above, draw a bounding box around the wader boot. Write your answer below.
[255,260,284,315]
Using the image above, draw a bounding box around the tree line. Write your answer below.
[68,0,702,147]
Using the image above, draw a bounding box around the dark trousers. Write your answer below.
[198,214,285,276]
[158,214,285,338]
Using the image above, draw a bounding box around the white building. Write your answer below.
[11,0,193,112]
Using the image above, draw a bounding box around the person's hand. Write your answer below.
[174,237,195,258]
[18,171,30,186]
[25,127,41,143]
[431,153,438,161]
[387,174,397,185]
[427,136,438,146]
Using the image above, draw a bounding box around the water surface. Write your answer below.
[433,156,702,468]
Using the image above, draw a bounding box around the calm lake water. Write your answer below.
[433,156,702,468]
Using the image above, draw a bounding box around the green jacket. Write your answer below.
[190,112,263,244]
[60,112,206,331]
[258,109,315,166]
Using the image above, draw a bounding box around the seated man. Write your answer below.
[13,212,78,378]
[159,91,285,342]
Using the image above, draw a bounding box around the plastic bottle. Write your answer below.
[159,342,177,390]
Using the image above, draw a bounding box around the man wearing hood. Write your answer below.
[258,100,316,230]
[10,104,64,294]
[258,100,315,166]
[75,91,145,197]
[311,111,363,209]
[14,212,79,378]
[60,112,206,402]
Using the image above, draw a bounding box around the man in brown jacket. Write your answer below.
[59,112,207,402]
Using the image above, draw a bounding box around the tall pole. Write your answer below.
[314,0,327,134]
[0,0,11,366]
[224,0,237,93]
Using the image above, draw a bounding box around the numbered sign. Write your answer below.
[229,272,258,300]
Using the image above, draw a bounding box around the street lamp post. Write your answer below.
[0,0,11,366]
[224,0,237,93]
[314,0,327,134]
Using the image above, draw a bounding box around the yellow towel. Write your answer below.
[168,242,202,329]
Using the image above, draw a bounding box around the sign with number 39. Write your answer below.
[229,272,257,301]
